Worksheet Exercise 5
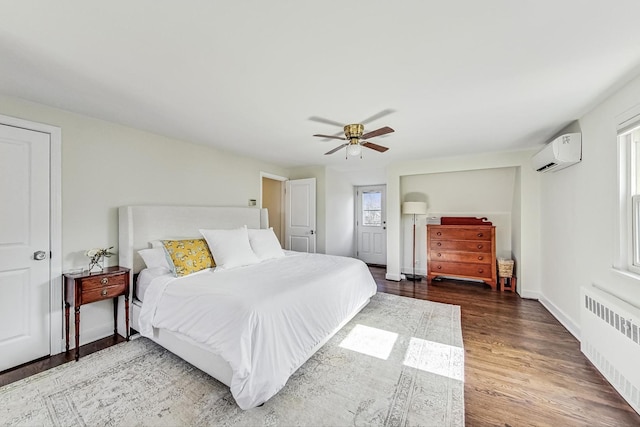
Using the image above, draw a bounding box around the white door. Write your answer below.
[356,185,386,265]
[285,178,316,253]
[0,124,51,371]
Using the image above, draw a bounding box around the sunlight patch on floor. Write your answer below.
[403,337,464,382]
[339,324,398,360]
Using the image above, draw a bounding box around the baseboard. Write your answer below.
[538,294,581,341]
[519,290,541,300]
[54,324,121,355]
[385,272,402,281]
[402,267,427,276]
[79,325,120,347]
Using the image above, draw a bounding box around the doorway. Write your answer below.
[355,185,386,265]
[261,176,285,244]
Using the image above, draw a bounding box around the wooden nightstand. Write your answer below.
[63,266,130,361]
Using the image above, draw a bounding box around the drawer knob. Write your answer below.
[437,253,442,257]
[478,268,484,273]
[436,232,442,236]
[477,244,483,249]
[437,242,442,247]
[477,233,483,237]
[437,265,442,270]
[100,277,109,285]
[478,256,483,260]
[101,289,108,296]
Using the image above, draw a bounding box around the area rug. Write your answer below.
[0,292,464,426]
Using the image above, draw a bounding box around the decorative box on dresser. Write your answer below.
[427,222,497,290]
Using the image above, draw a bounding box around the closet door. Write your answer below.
[0,124,51,371]
[285,178,316,253]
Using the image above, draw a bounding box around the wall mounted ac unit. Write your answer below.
[532,132,582,173]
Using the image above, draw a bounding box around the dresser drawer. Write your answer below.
[430,240,491,253]
[80,273,126,291]
[430,251,492,264]
[82,283,126,304]
[430,227,492,241]
[429,261,493,279]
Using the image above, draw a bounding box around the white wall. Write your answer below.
[325,168,356,257]
[327,167,387,257]
[400,167,516,276]
[289,165,385,257]
[539,73,640,338]
[511,167,523,282]
[0,95,289,348]
[386,149,542,299]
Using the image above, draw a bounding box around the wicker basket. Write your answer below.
[497,258,514,277]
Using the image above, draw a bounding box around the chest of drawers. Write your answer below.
[427,224,497,290]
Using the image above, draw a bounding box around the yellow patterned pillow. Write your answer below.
[161,239,215,277]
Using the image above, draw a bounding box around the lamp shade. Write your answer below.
[402,201,427,215]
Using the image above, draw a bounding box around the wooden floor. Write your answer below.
[0,334,125,388]
[370,267,640,427]
[2,267,639,426]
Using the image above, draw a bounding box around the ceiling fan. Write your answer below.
[310,109,396,157]
[313,123,395,156]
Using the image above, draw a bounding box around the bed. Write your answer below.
[117,205,377,410]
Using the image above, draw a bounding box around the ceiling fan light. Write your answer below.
[347,143,362,157]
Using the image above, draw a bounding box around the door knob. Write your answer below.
[34,251,47,261]
[310,230,315,235]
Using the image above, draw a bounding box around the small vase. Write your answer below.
[88,256,104,273]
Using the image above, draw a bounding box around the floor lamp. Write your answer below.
[402,201,428,281]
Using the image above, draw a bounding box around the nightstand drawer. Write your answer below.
[80,273,126,291]
[81,283,126,304]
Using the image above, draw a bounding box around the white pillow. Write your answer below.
[199,226,260,270]
[248,227,285,261]
[138,247,173,270]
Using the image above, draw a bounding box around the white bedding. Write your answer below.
[138,251,377,410]
[135,267,171,302]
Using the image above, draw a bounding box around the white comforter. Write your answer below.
[138,251,377,409]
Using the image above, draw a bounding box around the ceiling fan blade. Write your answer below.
[325,143,349,155]
[308,116,345,127]
[313,134,346,140]
[362,142,389,153]
[360,109,396,125]
[361,126,394,140]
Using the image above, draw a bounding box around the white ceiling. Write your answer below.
[2,1,640,171]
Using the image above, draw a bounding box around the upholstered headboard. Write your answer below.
[118,205,269,274]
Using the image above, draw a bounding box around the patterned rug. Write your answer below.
[0,293,464,426]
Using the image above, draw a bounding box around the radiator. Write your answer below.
[580,286,640,414]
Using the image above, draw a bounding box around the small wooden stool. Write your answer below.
[499,275,516,292]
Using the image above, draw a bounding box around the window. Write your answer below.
[618,121,640,274]
[362,191,382,226]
